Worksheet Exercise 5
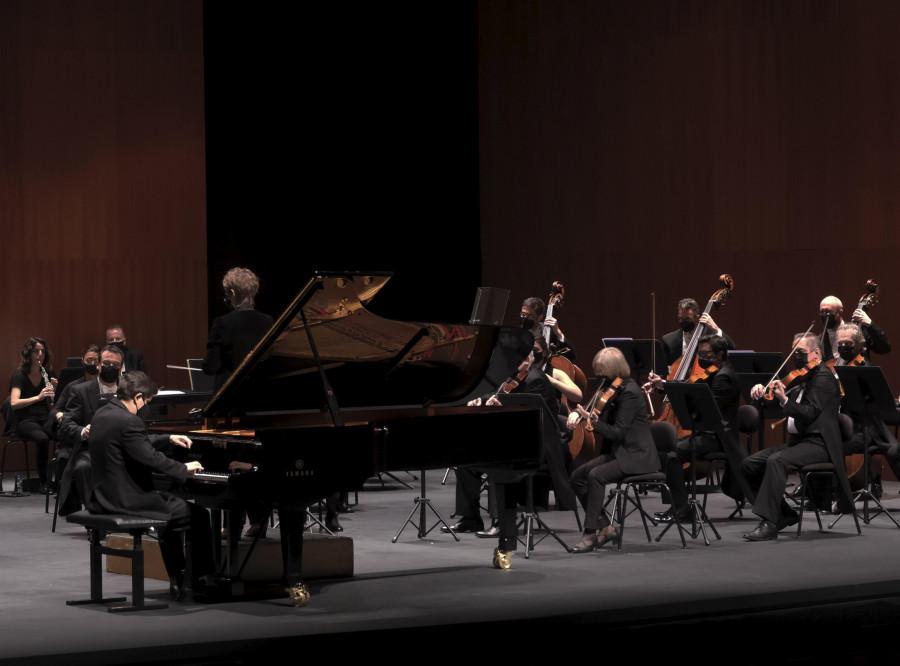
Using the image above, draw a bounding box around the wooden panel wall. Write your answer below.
[0,0,207,392]
[479,0,900,392]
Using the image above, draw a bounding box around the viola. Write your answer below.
[572,377,624,433]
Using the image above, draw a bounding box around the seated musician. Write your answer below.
[7,337,58,494]
[57,345,124,516]
[647,335,744,523]
[443,337,581,535]
[50,344,100,484]
[520,296,576,362]
[105,324,148,374]
[88,371,214,599]
[742,332,847,541]
[567,347,659,552]
[661,298,734,367]
[834,323,900,499]
[819,295,890,361]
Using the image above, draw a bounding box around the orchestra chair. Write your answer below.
[738,404,761,454]
[601,421,688,550]
[0,400,37,494]
[791,414,862,538]
[517,469,582,557]
[65,511,170,612]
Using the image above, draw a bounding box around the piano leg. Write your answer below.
[491,477,519,569]
[279,507,310,607]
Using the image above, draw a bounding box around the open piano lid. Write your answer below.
[203,272,533,418]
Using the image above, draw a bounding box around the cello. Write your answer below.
[658,274,734,437]
[540,282,594,465]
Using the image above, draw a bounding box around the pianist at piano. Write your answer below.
[87,371,214,600]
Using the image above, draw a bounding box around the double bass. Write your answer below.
[658,274,735,437]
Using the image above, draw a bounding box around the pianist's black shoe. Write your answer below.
[441,517,484,534]
[476,520,500,538]
[325,512,343,532]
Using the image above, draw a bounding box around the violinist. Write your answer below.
[834,323,900,499]
[443,337,580,535]
[520,297,576,362]
[567,347,658,552]
[649,335,743,523]
[742,332,846,541]
[660,299,734,367]
[819,295,890,361]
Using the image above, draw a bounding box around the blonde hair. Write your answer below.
[592,347,630,379]
[223,268,260,307]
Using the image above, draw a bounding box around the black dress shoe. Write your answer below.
[441,518,484,534]
[475,524,500,538]
[655,507,690,523]
[776,511,799,531]
[743,520,778,541]
[325,513,343,532]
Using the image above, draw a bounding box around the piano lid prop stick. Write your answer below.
[167,365,203,371]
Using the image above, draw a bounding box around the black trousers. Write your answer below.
[158,497,215,585]
[741,435,828,523]
[570,453,623,530]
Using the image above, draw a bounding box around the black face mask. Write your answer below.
[596,374,612,386]
[820,313,839,330]
[99,366,119,383]
[83,363,99,376]
[838,345,857,362]
[793,351,809,369]
[110,340,126,352]
[697,354,716,370]
[679,319,696,333]
[521,317,535,330]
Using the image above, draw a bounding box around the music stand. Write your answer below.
[603,339,668,379]
[727,352,783,374]
[833,366,900,529]
[654,382,744,545]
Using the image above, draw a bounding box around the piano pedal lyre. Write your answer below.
[286,583,311,607]
[492,548,513,570]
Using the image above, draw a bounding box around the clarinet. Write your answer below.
[39,364,54,406]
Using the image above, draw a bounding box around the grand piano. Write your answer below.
[171,272,544,606]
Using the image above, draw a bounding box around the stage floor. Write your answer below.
[3,471,900,665]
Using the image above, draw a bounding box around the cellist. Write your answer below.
[647,335,745,523]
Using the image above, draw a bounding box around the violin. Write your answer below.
[572,377,625,432]
[765,361,819,401]
[687,364,719,384]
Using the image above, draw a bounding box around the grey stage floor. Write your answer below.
[3,470,900,665]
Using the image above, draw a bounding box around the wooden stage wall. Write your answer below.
[478,1,900,394]
[0,0,207,394]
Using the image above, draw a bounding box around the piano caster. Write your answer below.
[492,548,512,570]
[286,583,311,607]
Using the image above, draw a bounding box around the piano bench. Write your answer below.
[65,511,170,613]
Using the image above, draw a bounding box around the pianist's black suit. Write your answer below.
[202,305,274,392]
[88,398,213,583]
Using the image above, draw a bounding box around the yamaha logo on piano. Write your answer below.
[285,459,315,477]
